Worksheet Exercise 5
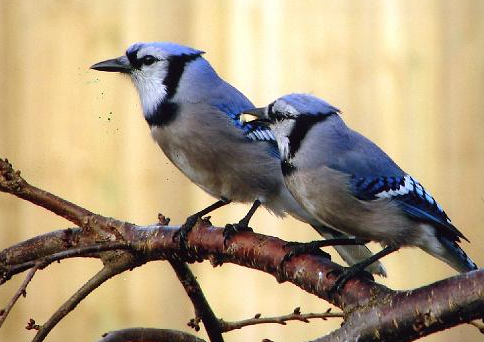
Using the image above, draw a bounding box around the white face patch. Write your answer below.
[279,136,290,160]
[273,99,298,116]
[130,63,169,115]
[270,119,295,160]
[128,47,172,116]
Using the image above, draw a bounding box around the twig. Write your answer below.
[98,328,207,342]
[2,158,374,308]
[1,218,481,342]
[219,307,344,332]
[169,260,224,342]
[0,159,93,226]
[32,255,139,342]
[0,264,39,328]
[160,213,223,341]
[1,241,130,284]
[0,159,125,239]
[1,158,484,341]
[2,219,483,341]
[0,228,83,266]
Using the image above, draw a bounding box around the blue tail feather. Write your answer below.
[437,235,477,272]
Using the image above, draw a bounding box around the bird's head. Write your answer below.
[240,94,340,161]
[241,93,340,137]
[91,42,212,117]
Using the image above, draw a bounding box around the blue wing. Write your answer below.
[350,174,467,241]
[213,99,279,158]
[310,120,466,242]
[214,102,276,140]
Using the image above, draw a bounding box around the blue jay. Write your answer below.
[90,42,386,275]
[241,93,477,287]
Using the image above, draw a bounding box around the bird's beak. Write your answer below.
[239,107,268,123]
[90,56,131,73]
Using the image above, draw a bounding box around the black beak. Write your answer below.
[239,107,269,124]
[90,56,131,73]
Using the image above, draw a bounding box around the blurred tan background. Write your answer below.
[0,1,483,341]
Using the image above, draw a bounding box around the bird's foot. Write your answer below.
[328,264,374,294]
[173,214,200,250]
[223,222,253,247]
[282,237,368,265]
[282,240,332,264]
[327,243,397,293]
[277,241,332,280]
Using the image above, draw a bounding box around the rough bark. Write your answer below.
[1,158,483,341]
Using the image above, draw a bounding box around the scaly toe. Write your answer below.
[173,215,200,250]
[328,267,374,294]
[223,223,253,247]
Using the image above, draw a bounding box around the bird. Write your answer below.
[90,42,386,275]
[240,93,477,287]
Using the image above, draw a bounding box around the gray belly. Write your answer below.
[151,125,282,204]
[285,166,416,243]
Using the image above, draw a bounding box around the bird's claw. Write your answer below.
[223,222,253,247]
[277,241,332,277]
[328,266,375,294]
[173,215,200,250]
[282,241,332,264]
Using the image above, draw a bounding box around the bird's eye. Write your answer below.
[141,55,157,66]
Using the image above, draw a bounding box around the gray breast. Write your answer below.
[150,103,284,205]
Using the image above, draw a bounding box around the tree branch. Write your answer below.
[312,270,484,342]
[4,157,370,310]
[0,228,84,266]
[0,159,93,225]
[219,307,343,332]
[1,157,483,341]
[31,254,141,342]
[0,264,39,328]
[5,220,480,341]
[98,328,207,342]
[169,259,224,342]
[157,214,223,341]
[0,159,128,241]
[1,241,129,284]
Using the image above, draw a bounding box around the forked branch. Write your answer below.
[0,264,39,328]
[219,307,343,332]
[1,158,483,342]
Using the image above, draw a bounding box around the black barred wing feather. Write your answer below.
[351,175,467,242]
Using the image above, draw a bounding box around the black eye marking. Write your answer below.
[268,102,293,120]
[163,53,201,99]
[126,50,159,69]
[267,102,276,120]
[141,55,157,66]
[126,49,139,68]
[287,114,333,158]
